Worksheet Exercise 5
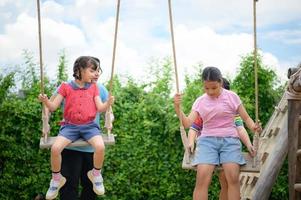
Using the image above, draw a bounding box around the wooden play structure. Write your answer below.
[287,64,301,200]
[239,91,287,199]
[238,63,301,200]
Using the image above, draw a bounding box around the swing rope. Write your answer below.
[252,0,260,168]
[37,0,120,142]
[168,0,189,150]
[168,0,260,169]
[36,0,49,143]
[105,0,121,137]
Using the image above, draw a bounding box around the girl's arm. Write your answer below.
[38,93,64,112]
[187,129,197,153]
[237,104,261,133]
[95,95,114,112]
[237,126,255,157]
[173,93,198,128]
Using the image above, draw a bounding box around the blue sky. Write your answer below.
[0,0,300,86]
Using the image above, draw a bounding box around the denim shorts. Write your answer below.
[192,136,246,166]
[59,121,101,142]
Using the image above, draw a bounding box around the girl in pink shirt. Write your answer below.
[39,56,114,199]
[174,66,261,200]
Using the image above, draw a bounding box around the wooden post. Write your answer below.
[252,117,288,200]
[287,64,301,200]
[288,100,301,200]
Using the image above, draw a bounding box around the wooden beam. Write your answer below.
[295,183,301,192]
[252,116,288,200]
[40,134,115,149]
[288,100,301,200]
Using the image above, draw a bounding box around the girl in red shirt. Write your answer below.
[39,56,114,199]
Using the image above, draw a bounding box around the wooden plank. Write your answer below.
[248,92,288,200]
[40,134,115,149]
[295,183,301,192]
[240,175,246,186]
[182,151,195,170]
[249,176,259,187]
[182,152,260,172]
[273,127,280,136]
[261,152,269,164]
[267,129,273,137]
[287,100,301,200]
[252,111,288,200]
[297,149,301,157]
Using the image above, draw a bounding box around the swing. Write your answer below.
[167,0,261,172]
[36,0,121,149]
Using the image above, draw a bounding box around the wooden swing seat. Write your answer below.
[40,134,115,149]
[182,151,261,173]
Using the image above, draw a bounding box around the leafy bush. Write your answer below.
[0,53,286,199]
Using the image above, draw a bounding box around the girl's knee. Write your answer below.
[219,173,228,188]
[225,174,239,185]
[195,175,211,188]
[223,164,240,185]
[51,144,63,156]
[94,142,105,153]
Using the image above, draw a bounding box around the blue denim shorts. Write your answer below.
[59,121,101,142]
[192,136,246,166]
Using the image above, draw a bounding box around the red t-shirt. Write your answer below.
[58,82,99,125]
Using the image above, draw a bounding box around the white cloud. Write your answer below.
[265,30,301,45]
[0,13,37,61]
[181,0,301,28]
[0,0,9,6]
[42,1,65,20]
[258,0,301,26]
[0,0,299,88]
[168,25,253,79]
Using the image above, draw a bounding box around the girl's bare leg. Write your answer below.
[88,135,105,169]
[51,136,72,172]
[223,163,240,200]
[193,164,215,200]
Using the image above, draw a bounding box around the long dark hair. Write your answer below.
[202,66,222,83]
[222,77,230,90]
[73,56,100,80]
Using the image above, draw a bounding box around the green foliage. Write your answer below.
[0,72,15,105]
[102,62,195,200]
[231,53,287,198]
[181,64,203,113]
[20,50,39,90]
[56,49,68,86]
[0,53,56,199]
[232,53,283,126]
[270,159,289,200]
[0,52,287,199]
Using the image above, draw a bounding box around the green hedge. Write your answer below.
[0,54,287,199]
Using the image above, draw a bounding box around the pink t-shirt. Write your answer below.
[58,82,99,125]
[192,89,241,137]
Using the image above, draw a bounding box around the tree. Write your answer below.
[0,72,15,105]
[56,49,68,86]
[232,53,283,126]
[0,52,55,199]
[20,50,39,90]
[232,53,287,199]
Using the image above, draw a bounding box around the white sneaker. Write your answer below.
[87,170,105,195]
[45,176,66,199]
